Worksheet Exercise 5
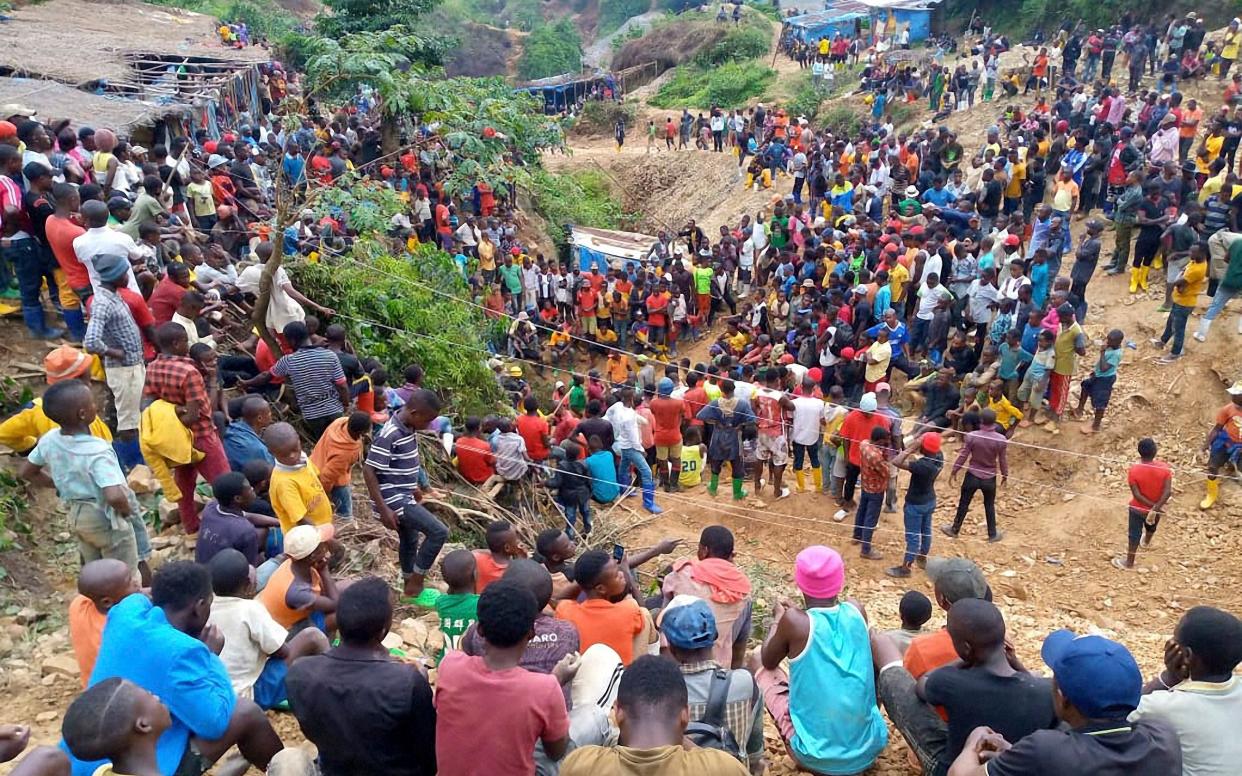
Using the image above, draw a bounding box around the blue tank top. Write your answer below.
[788,603,888,774]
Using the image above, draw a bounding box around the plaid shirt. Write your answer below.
[144,354,214,440]
[83,287,144,367]
[680,660,762,765]
[860,439,890,494]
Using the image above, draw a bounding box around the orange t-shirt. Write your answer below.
[1217,404,1242,443]
[516,414,551,461]
[555,597,646,665]
[68,595,107,687]
[473,550,509,593]
[904,627,958,720]
[309,416,363,489]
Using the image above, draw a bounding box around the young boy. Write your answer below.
[983,378,1024,437]
[1116,438,1173,570]
[62,677,171,775]
[207,549,328,707]
[68,559,139,687]
[882,590,933,655]
[454,416,497,486]
[547,440,593,538]
[997,328,1023,399]
[264,421,333,534]
[308,410,372,521]
[18,381,142,579]
[534,527,579,601]
[490,418,530,495]
[1073,328,1124,434]
[473,520,526,593]
[678,425,706,489]
[554,549,646,665]
[584,435,621,504]
[1016,329,1055,427]
[196,472,280,567]
[435,549,480,659]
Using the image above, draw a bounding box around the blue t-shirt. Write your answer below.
[1095,347,1122,377]
[997,341,1022,380]
[28,429,125,506]
[585,450,620,502]
[1029,261,1050,308]
[873,285,892,320]
[67,594,236,776]
[922,187,956,207]
[1020,322,1042,361]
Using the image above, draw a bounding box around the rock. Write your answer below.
[399,618,430,648]
[41,673,57,686]
[0,636,12,656]
[54,532,70,542]
[150,535,178,550]
[41,654,81,678]
[127,465,160,494]
[15,608,45,626]
[381,632,404,651]
[35,711,58,723]
[4,623,25,640]
[158,499,180,526]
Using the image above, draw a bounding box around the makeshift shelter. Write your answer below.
[516,71,619,115]
[570,226,659,271]
[0,0,270,144]
[784,3,871,45]
[860,0,943,44]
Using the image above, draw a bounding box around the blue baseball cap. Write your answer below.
[657,377,674,396]
[1041,630,1141,719]
[659,598,718,650]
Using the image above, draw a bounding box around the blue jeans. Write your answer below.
[903,500,936,565]
[1160,302,1192,356]
[792,441,820,470]
[1204,285,1239,322]
[9,239,57,334]
[853,491,883,553]
[560,499,592,537]
[615,446,654,490]
[909,317,930,352]
[329,485,353,519]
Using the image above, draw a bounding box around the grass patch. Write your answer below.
[529,169,627,245]
[575,99,637,134]
[649,60,775,109]
[693,25,769,66]
[518,19,583,80]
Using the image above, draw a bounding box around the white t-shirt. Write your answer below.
[740,239,755,270]
[605,402,646,451]
[72,227,141,294]
[751,222,768,252]
[785,362,808,385]
[208,596,287,699]
[791,395,828,445]
[999,272,1031,301]
[917,253,943,287]
[733,381,756,404]
[237,264,305,332]
[915,283,951,321]
[1129,676,1242,776]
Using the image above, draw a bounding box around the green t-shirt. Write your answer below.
[1224,239,1242,291]
[770,216,789,249]
[498,263,522,294]
[568,385,587,413]
[434,592,479,662]
[693,266,714,294]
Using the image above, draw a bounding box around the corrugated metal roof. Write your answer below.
[786,3,872,27]
[856,0,944,10]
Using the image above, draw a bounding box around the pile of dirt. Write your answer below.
[612,19,727,72]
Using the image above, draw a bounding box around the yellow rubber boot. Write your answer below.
[1129,268,1140,293]
[1152,253,1163,270]
[795,470,806,492]
[811,466,823,491]
[1138,266,1150,291]
[1201,479,1219,510]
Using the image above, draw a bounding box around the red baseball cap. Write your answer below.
[921,432,942,453]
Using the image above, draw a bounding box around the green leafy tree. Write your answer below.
[518,20,584,81]
[316,0,443,46]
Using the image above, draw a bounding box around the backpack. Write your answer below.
[684,669,744,761]
[797,334,818,367]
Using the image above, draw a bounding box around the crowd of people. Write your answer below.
[0,6,1241,776]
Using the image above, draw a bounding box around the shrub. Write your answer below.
[650,61,775,109]
[518,19,583,80]
[785,79,824,123]
[576,100,637,133]
[818,103,863,137]
[529,169,625,245]
[597,0,651,37]
[693,26,769,66]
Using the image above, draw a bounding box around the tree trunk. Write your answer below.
[251,231,286,357]
[381,119,400,156]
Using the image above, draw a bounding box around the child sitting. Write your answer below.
[473,520,526,593]
[547,440,593,538]
[196,472,281,567]
[68,559,139,687]
[678,425,707,489]
[490,418,530,496]
[454,416,497,487]
[62,677,169,775]
[434,549,480,660]
[18,381,143,581]
[882,590,933,655]
[206,549,328,708]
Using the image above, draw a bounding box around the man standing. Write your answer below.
[82,254,146,465]
[1115,438,1172,570]
[1199,380,1242,510]
[754,367,795,499]
[605,387,663,514]
[1047,303,1087,424]
[363,388,450,605]
[854,426,891,561]
[1069,219,1105,323]
[648,378,685,493]
[887,432,944,578]
[144,322,229,533]
[943,408,1008,542]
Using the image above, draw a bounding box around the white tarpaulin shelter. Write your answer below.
[570,225,658,270]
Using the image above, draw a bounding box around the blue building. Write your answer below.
[784,2,871,46]
[861,0,943,44]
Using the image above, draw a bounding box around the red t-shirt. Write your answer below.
[455,436,496,484]
[576,288,598,318]
[147,276,187,325]
[116,288,156,361]
[646,294,669,327]
[44,215,90,290]
[1128,460,1171,514]
[435,652,569,776]
[255,337,289,384]
[647,397,684,447]
[515,413,551,461]
[473,550,509,594]
[682,386,709,426]
[839,409,890,466]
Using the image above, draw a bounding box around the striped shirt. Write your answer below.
[364,413,422,512]
[83,286,144,367]
[270,347,346,421]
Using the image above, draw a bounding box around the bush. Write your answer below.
[597,0,650,37]
[693,26,769,66]
[649,61,775,109]
[576,100,637,133]
[518,19,583,80]
[785,79,824,123]
[818,104,864,137]
[529,169,625,245]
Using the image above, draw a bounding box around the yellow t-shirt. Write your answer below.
[985,394,1024,429]
[678,445,704,487]
[270,461,333,533]
[1224,30,1240,60]
[889,263,910,303]
[1198,134,1224,174]
[1173,261,1208,307]
[865,341,892,383]
[1004,162,1026,199]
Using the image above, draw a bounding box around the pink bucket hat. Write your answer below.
[795,546,845,599]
